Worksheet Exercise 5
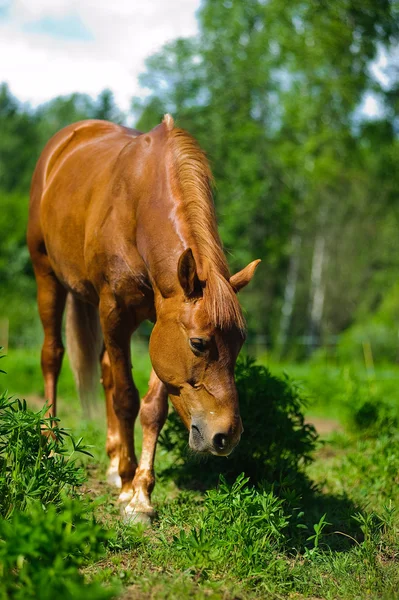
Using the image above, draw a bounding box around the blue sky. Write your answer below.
[0,0,200,111]
[22,12,94,41]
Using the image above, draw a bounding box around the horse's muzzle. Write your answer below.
[189,420,242,456]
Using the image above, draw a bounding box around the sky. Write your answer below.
[0,0,200,111]
[0,0,390,118]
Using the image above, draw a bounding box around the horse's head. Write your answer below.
[149,249,260,456]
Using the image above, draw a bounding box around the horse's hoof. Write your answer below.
[124,510,153,527]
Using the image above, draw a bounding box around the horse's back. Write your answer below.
[27,120,143,299]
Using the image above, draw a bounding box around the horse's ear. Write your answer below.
[178,248,202,298]
[230,259,261,293]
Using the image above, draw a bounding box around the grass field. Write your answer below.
[1,345,399,599]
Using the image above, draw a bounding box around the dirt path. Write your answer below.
[306,416,342,436]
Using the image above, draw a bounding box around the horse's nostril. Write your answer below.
[191,424,203,445]
[213,433,227,451]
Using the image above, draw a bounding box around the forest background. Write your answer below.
[1,0,399,364]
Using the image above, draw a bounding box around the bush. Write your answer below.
[347,396,399,437]
[335,368,399,438]
[0,192,40,347]
[159,356,318,488]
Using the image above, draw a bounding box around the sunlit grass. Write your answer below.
[2,349,399,599]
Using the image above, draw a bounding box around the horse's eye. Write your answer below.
[189,337,208,354]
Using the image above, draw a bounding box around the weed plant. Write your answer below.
[0,391,91,518]
[162,474,291,585]
[0,355,117,599]
[327,432,399,507]
[0,499,115,600]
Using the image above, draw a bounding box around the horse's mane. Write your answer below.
[164,114,245,334]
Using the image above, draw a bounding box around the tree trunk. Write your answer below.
[308,233,326,354]
[277,234,301,357]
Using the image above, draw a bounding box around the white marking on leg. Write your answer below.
[139,448,152,471]
[106,455,122,488]
[118,489,133,503]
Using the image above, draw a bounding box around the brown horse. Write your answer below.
[27,114,260,522]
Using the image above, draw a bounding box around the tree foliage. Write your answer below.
[1,1,399,355]
[135,0,399,353]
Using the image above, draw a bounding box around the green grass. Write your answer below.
[5,343,399,426]
[3,340,152,404]
[266,354,399,424]
[1,348,399,599]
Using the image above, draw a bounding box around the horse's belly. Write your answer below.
[48,244,98,304]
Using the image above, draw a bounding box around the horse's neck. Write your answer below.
[136,194,188,298]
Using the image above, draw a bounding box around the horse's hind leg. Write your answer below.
[125,369,168,522]
[100,347,122,488]
[35,266,67,419]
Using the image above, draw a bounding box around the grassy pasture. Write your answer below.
[1,347,399,599]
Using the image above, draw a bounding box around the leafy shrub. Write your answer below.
[335,369,399,437]
[0,392,91,518]
[0,499,116,600]
[347,396,399,437]
[0,192,40,347]
[159,356,318,488]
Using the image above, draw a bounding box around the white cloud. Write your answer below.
[0,0,200,111]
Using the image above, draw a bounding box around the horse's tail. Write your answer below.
[66,294,103,418]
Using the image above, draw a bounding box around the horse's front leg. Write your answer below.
[125,369,168,522]
[100,346,122,488]
[99,294,139,503]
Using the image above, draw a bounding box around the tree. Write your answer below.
[135,0,399,350]
[93,89,124,123]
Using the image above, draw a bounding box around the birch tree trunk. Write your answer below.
[277,234,301,357]
[308,233,327,354]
